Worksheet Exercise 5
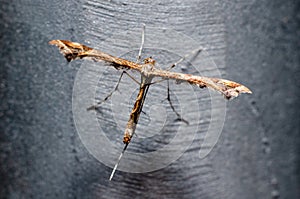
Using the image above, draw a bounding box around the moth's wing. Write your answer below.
[153,69,252,100]
[49,40,89,61]
[49,40,141,70]
[202,77,252,99]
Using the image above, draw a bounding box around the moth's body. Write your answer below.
[123,57,155,144]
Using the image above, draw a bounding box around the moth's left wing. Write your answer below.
[151,69,252,100]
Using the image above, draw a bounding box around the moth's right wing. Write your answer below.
[49,40,142,71]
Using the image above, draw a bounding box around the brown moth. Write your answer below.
[49,29,252,180]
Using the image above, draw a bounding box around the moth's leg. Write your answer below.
[166,47,202,71]
[136,24,145,64]
[148,78,166,85]
[143,78,165,114]
[146,77,189,124]
[87,71,140,111]
[124,71,141,85]
[162,80,189,125]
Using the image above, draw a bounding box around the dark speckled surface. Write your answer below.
[0,0,299,198]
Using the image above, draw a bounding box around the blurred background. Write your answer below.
[0,0,299,198]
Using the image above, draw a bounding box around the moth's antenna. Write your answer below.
[109,143,129,181]
[136,23,146,63]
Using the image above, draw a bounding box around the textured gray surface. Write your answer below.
[0,0,299,199]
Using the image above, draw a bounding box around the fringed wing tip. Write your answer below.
[223,85,252,100]
[49,40,67,47]
[48,40,57,45]
[49,40,78,62]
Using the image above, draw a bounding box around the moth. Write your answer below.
[49,25,252,180]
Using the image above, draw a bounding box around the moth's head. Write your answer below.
[144,57,156,65]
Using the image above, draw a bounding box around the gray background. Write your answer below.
[0,0,299,199]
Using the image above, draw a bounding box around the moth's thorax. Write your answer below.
[141,57,156,77]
